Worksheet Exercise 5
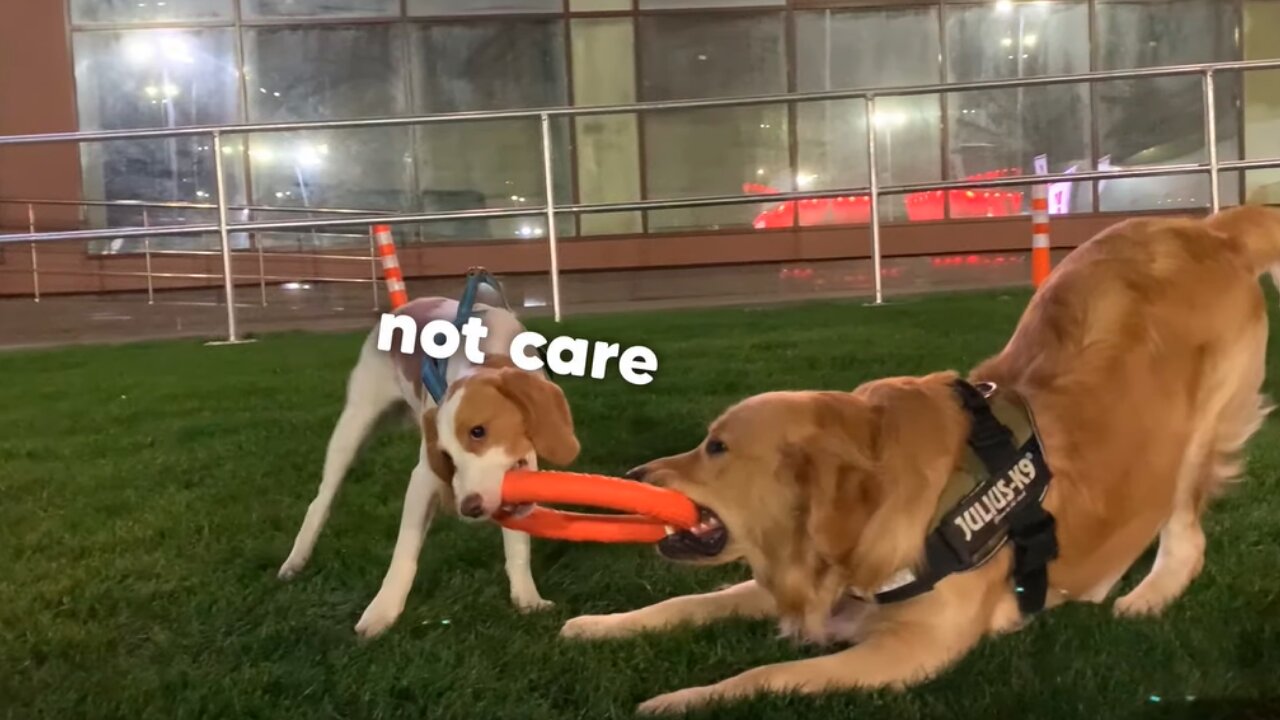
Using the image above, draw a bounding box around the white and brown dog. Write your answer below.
[279,290,580,638]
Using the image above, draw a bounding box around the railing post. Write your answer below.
[539,112,563,322]
[1203,69,1221,214]
[27,203,40,303]
[209,130,249,344]
[257,232,267,307]
[866,96,884,306]
[142,207,155,304]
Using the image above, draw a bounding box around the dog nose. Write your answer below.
[623,465,649,482]
[460,493,486,518]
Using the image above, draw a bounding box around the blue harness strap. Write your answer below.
[420,267,512,405]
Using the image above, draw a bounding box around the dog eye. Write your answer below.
[705,439,727,456]
[470,426,486,440]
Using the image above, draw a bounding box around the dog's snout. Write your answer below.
[460,493,486,518]
[624,465,649,482]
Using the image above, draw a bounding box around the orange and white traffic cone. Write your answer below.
[372,224,408,310]
[1031,185,1051,288]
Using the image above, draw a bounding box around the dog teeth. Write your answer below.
[664,525,675,535]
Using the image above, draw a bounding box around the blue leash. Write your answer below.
[420,267,512,404]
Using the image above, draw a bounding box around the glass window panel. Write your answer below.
[244,25,407,121]
[72,28,244,253]
[570,0,630,9]
[796,8,940,90]
[646,105,789,231]
[576,114,642,234]
[247,128,414,213]
[1244,1,1280,204]
[414,20,566,112]
[795,8,941,225]
[409,0,562,15]
[1096,0,1242,211]
[70,0,233,26]
[638,13,786,101]
[796,97,941,225]
[945,1,1091,217]
[243,25,411,242]
[641,0,783,8]
[638,13,785,230]
[946,1,1087,83]
[241,0,398,19]
[572,18,640,235]
[411,20,573,240]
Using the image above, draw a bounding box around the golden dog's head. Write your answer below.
[631,372,968,630]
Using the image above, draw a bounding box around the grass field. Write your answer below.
[1,290,1278,720]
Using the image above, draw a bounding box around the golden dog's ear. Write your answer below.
[796,392,877,573]
[805,374,967,593]
[495,368,581,467]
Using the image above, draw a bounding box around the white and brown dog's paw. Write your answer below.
[513,595,555,614]
[354,600,403,639]
[276,557,307,581]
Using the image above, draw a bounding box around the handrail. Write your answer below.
[0,197,387,216]
[2,58,1279,146]
[6,158,1280,246]
[7,58,1280,339]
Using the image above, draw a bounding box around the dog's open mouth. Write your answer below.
[657,506,728,560]
[494,459,534,519]
[495,502,534,519]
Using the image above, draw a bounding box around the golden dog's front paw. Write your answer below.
[637,686,717,716]
[1112,590,1170,618]
[559,613,633,640]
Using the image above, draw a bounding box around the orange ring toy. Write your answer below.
[495,470,699,543]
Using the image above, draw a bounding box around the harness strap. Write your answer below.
[953,380,1022,471]
[870,380,1058,616]
[1008,501,1058,615]
[420,267,514,405]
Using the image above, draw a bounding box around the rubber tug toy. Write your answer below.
[424,268,702,545]
[496,470,705,544]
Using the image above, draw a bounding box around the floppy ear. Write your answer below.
[804,374,967,593]
[794,392,878,573]
[421,407,457,508]
[495,368,581,467]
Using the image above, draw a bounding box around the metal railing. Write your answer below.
[0,197,385,314]
[5,57,1280,343]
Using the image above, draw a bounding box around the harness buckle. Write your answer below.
[1009,508,1058,567]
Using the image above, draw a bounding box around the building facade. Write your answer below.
[1,0,1279,298]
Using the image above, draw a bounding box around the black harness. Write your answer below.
[871,380,1059,617]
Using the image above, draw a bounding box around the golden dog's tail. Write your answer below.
[1206,205,1280,285]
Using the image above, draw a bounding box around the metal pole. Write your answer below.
[27,203,39,302]
[866,96,884,305]
[1203,69,1221,214]
[143,207,155,304]
[257,232,267,307]
[211,131,243,343]
[369,226,381,312]
[540,112,563,322]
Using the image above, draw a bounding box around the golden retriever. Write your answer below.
[561,206,1280,714]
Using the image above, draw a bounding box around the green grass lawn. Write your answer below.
[1,290,1277,720]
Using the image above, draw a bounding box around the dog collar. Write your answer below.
[853,380,1059,616]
